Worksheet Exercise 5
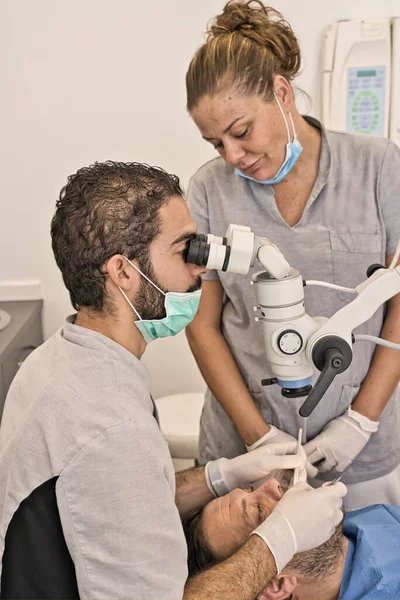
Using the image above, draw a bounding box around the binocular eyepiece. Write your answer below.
[184,234,231,271]
[184,234,209,266]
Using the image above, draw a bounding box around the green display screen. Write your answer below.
[357,69,377,78]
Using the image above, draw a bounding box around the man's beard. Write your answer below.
[133,254,201,321]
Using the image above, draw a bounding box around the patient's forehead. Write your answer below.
[201,480,283,551]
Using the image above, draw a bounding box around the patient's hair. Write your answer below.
[183,509,218,575]
[282,522,344,581]
[51,161,183,311]
[183,506,345,579]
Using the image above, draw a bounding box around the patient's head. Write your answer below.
[183,479,346,599]
[202,479,283,560]
[183,479,283,573]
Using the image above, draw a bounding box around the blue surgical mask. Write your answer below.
[118,257,202,344]
[235,92,303,185]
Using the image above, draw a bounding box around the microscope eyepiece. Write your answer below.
[185,227,257,275]
[185,233,232,271]
[185,235,210,266]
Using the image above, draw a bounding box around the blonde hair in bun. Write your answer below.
[186,0,301,110]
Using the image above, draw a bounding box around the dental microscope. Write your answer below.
[185,225,400,417]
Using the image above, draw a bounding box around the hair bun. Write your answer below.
[208,1,300,80]
[209,1,273,38]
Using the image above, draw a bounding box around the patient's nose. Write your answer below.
[256,478,283,501]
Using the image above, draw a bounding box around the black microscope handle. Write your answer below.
[299,348,346,417]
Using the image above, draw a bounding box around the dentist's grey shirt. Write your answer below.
[0,318,187,598]
[188,117,400,484]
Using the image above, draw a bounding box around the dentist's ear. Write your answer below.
[104,255,140,291]
[273,75,295,109]
[257,574,297,600]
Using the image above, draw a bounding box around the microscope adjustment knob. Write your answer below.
[366,263,385,278]
[277,330,303,355]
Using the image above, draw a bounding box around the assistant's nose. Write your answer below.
[223,140,246,166]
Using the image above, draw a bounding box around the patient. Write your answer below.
[183,479,400,599]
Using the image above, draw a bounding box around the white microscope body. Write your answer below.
[185,225,400,416]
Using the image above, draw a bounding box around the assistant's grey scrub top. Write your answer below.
[188,117,400,484]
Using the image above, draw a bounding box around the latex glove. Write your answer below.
[252,481,347,572]
[205,441,305,497]
[303,407,379,473]
[246,425,318,479]
[251,443,310,490]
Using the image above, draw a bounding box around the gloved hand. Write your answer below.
[252,481,347,572]
[245,425,297,451]
[246,425,318,479]
[303,407,379,473]
[205,441,305,497]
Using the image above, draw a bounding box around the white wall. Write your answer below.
[1,0,399,399]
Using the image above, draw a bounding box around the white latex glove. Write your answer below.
[252,481,347,572]
[303,407,379,473]
[246,425,318,479]
[205,441,305,497]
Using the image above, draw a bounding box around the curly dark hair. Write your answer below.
[51,161,183,311]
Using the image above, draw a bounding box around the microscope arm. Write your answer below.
[300,265,400,417]
[308,265,400,353]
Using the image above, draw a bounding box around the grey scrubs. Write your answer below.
[187,117,400,485]
[0,318,188,598]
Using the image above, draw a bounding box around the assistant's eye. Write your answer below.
[236,128,249,139]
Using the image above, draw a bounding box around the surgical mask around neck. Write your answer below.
[118,257,202,344]
[235,92,303,185]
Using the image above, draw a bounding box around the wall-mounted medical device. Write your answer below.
[322,17,400,146]
[185,225,400,417]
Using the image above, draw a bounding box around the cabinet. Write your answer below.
[0,300,43,418]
